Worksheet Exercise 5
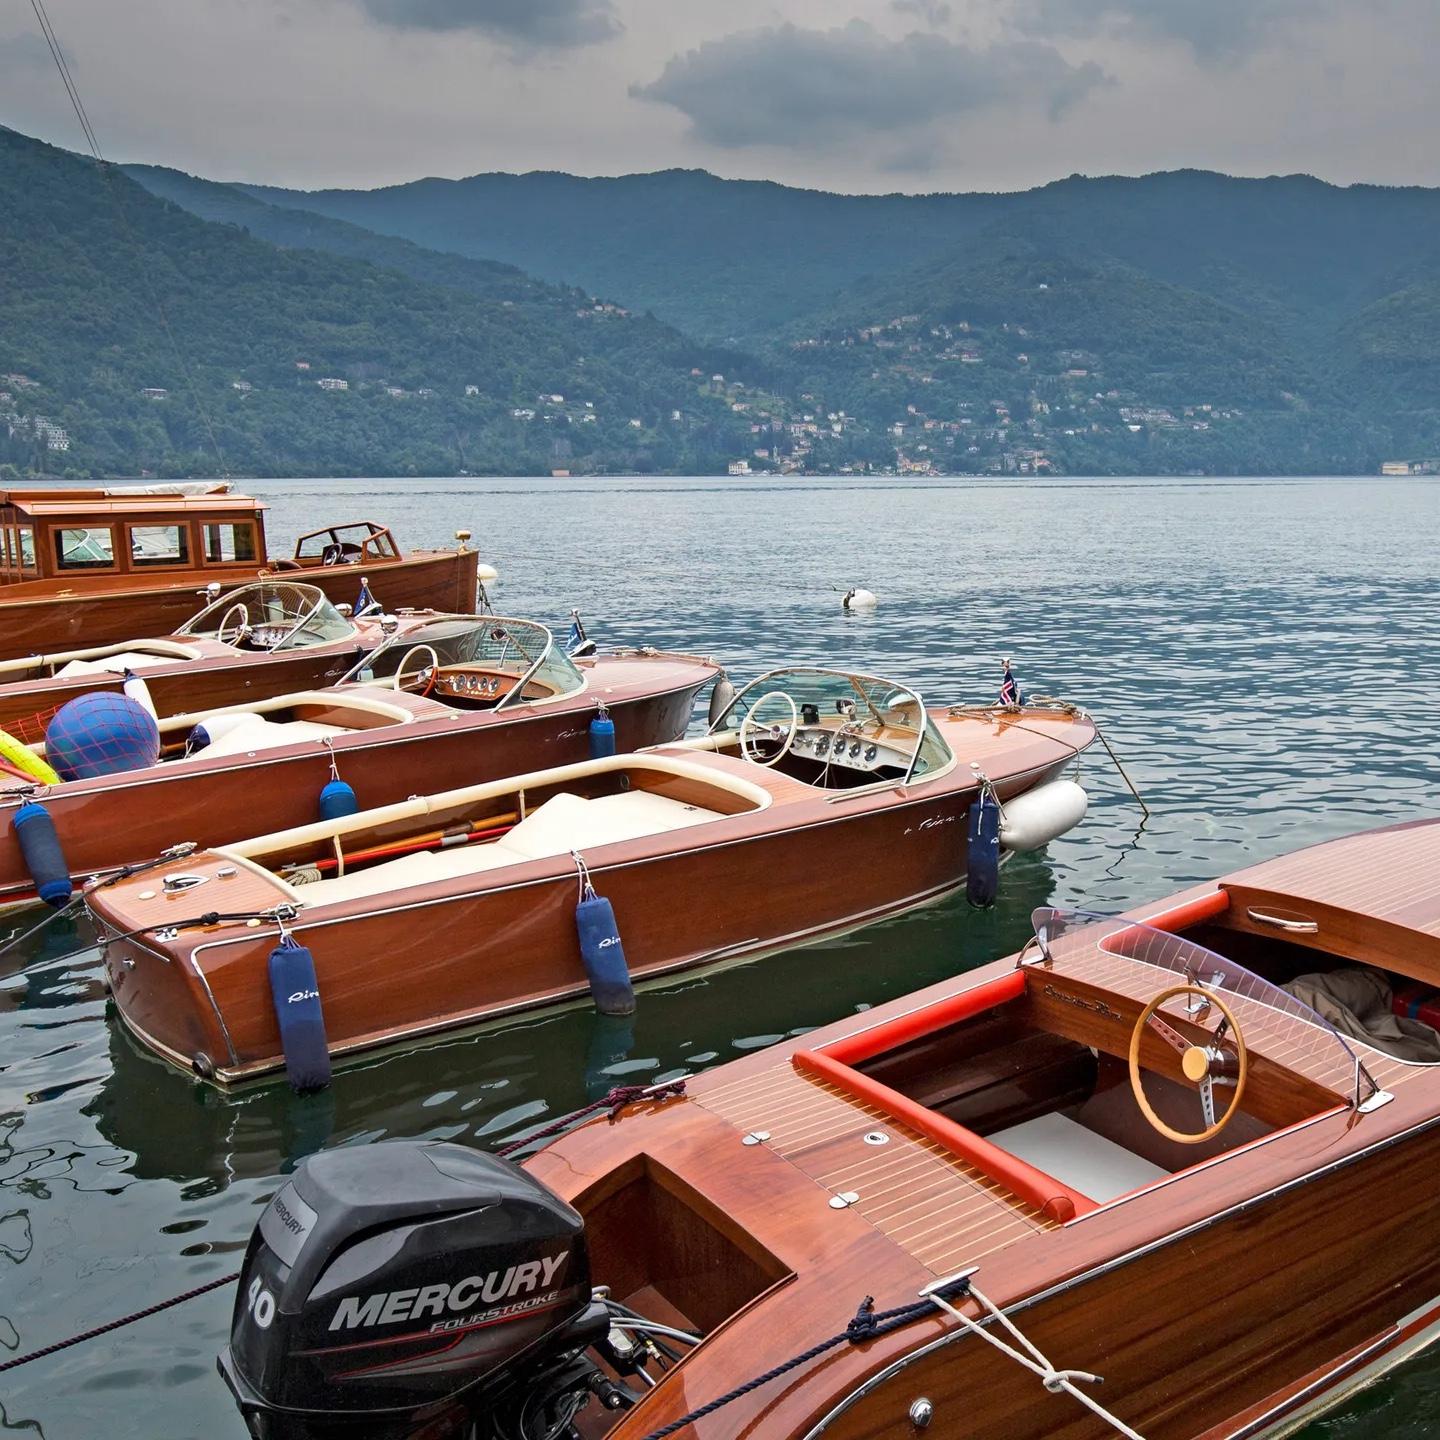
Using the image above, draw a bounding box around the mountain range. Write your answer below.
[1,119,1436,480]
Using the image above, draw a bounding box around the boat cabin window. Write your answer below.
[55,526,117,571]
[0,525,38,579]
[710,668,951,790]
[203,521,259,564]
[128,523,191,568]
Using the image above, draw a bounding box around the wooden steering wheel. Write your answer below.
[1128,984,1248,1145]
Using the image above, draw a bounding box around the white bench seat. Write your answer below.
[289,790,724,907]
[198,715,350,758]
[57,651,177,676]
[987,1113,1168,1203]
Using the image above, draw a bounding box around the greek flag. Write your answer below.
[356,578,377,616]
[999,662,1020,708]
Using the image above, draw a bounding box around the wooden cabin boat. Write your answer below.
[0,483,489,659]
[89,668,1094,1083]
[0,616,717,913]
[0,580,405,738]
[218,818,1440,1440]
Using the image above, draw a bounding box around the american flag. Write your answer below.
[999,661,1020,708]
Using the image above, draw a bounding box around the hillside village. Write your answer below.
[6,121,1438,482]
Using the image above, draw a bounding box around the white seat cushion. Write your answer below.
[291,789,724,908]
[502,790,722,859]
[988,1113,1168,1203]
[200,714,349,757]
[57,651,176,676]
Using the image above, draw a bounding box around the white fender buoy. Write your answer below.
[1000,780,1089,853]
[121,668,158,719]
[843,587,878,610]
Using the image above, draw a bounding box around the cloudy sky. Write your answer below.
[3,0,1437,194]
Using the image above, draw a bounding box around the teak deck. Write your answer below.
[522,820,1440,1440]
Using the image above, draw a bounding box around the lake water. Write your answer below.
[3,474,1439,1438]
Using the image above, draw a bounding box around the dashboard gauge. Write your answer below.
[850,740,863,758]
[864,744,878,762]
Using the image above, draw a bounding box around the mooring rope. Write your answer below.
[496,1079,687,1158]
[924,1277,1147,1439]
[0,1083,686,1375]
[635,1278,975,1440]
[0,1269,240,1375]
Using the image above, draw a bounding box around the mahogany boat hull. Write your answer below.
[492,820,1440,1440]
[0,639,370,735]
[0,661,712,910]
[0,548,479,661]
[93,706,1090,1083]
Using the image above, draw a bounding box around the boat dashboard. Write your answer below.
[786,719,913,776]
[422,664,559,709]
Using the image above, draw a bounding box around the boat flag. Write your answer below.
[355,577,378,616]
[566,609,596,657]
[999,659,1021,708]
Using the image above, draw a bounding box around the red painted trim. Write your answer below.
[820,970,1026,1066]
[1139,889,1230,933]
[794,1044,1094,1222]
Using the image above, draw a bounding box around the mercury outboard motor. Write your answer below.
[220,1141,609,1440]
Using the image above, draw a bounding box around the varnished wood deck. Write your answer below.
[696,1061,1058,1276]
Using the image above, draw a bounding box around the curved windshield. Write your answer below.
[1031,908,1372,1104]
[177,582,355,651]
[339,616,583,708]
[710,667,951,782]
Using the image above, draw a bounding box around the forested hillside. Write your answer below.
[0,127,751,478]
[7,123,1439,480]
[241,167,1440,345]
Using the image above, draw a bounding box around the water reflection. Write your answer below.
[3,474,1439,1438]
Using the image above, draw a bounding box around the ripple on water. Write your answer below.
[3,474,1439,1438]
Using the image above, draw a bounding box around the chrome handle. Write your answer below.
[1247,907,1318,934]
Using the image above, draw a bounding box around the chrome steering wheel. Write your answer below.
[739,690,799,767]
[392,644,439,696]
[1128,984,1249,1145]
[216,602,251,646]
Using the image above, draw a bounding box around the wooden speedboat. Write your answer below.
[219,818,1440,1440]
[1,615,717,913]
[0,580,402,739]
[88,669,1094,1083]
[0,483,490,658]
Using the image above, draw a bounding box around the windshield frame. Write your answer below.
[709,666,949,786]
[337,615,582,708]
[175,581,356,651]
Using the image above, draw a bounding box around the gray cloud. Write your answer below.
[1020,0,1330,62]
[890,0,952,26]
[354,0,621,48]
[631,21,1107,150]
[0,32,63,71]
